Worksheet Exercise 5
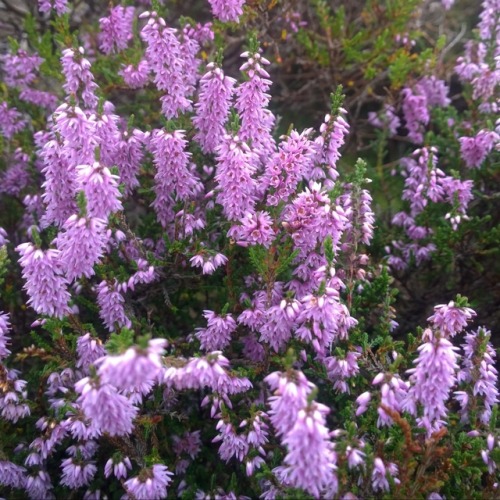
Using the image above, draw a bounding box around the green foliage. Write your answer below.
[105,328,135,354]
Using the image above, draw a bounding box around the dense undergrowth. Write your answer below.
[0,0,498,498]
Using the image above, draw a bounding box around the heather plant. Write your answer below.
[0,1,498,499]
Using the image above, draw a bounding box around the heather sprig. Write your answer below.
[0,2,499,499]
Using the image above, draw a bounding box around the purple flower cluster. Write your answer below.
[196,310,237,351]
[215,134,257,220]
[208,0,246,22]
[0,102,26,139]
[456,328,499,424]
[2,50,42,89]
[266,370,338,498]
[404,329,460,435]
[368,104,400,136]
[98,5,135,54]
[61,48,98,109]
[55,215,109,282]
[236,50,275,162]
[263,129,315,205]
[120,60,151,89]
[75,376,138,436]
[76,161,123,220]
[96,280,131,332]
[38,0,69,15]
[124,464,173,500]
[193,63,236,154]
[314,109,350,183]
[3,3,499,498]
[427,300,476,337]
[388,146,475,268]
[190,252,227,275]
[16,243,70,318]
[149,129,202,228]
[401,87,430,144]
[459,130,499,168]
[228,210,276,248]
[140,11,197,118]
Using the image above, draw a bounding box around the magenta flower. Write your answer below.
[455,41,485,82]
[124,464,173,500]
[404,330,460,435]
[19,88,57,110]
[96,339,166,393]
[56,215,109,282]
[140,12,193,118]
[2,49,42,89]
[258,301,297,353]
[38,0,69,15]
[265,370,315,437]
[263,129,315,205]
[372,373,409,427]
[76,333,106,374]
[368,104,400,136]
[442,177,474,229]
[295,290,357,355]
[60,457,96,489]
[163,352,251,399]
[401,87,429,144]
[371,457,400,493]
[60,48,98,109]
[427,300,476,337]
[242,411,269,453]
[0,102,26,139]
[0,312,11,360]
[149,129,202,228]
[313,109,350,183]
[96,280,131,332]
[124,259,156,291]
[52,104,97,165]
[281,402,337,498]
[235,50,275,162]
[25,470,53,498]
[190,252,227,275]
[456,328,499,424]
[400,147,446,218]
[114,129,146,196]
[282,182,347,259]
[76,161,123,220]
[0,373,31,423]
[323,351,360,394]
[94,102,121,167]
[415,76,450,107]
[355,391,372,416]
[120,60,150,89]
[0,460,26,489]
[16,243,70,318]
[173,431,202,460]
[215,134,257,220]
[184,21,214,44]
[213,419,249,462]
[75,376,138,436]
[98,5,135,55]
[196,310,237,351]
[193,63,236,154]
[459,130,499,168]
[39,138,78,227]
[208,0,246,22]
[66,441,98,460]
[339,184,375,246]
[104,455,132,479]
[0,148,30,197]
[228,211,276,248]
